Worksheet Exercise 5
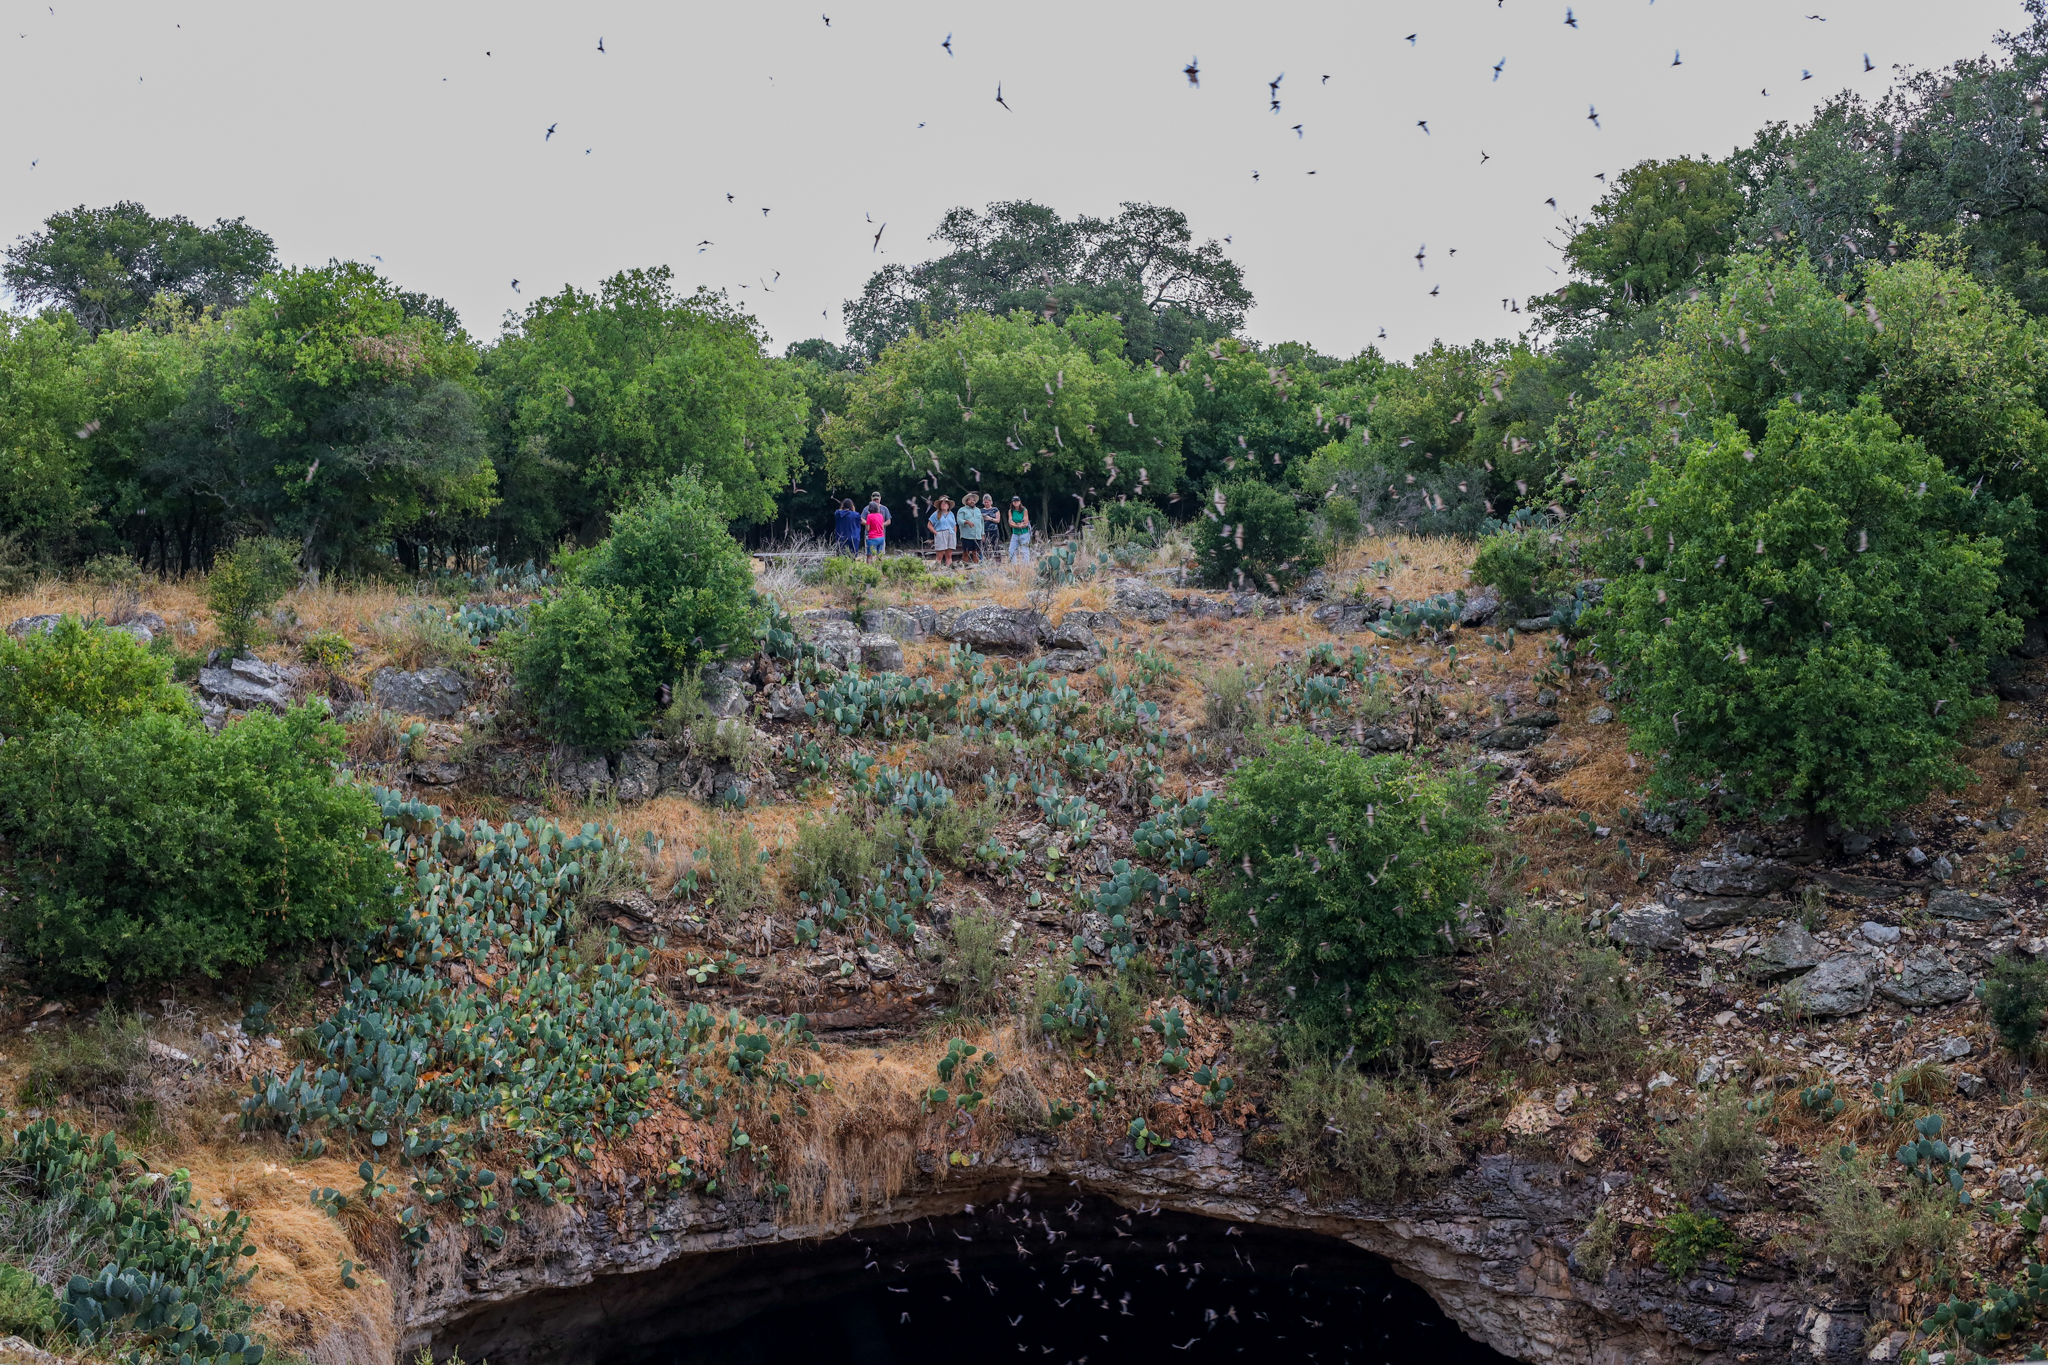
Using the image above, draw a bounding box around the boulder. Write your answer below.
[1753,925,1822,981]
[109,611,166,643]
[859,633,905,672]
[1513,616,1556,632]
[942,605,1047,654]
[370,666,468,718]
[798,607,853,625]
[1474,725,1548,751]
[805,619,863,671]
[1927,888,2008,922]
[1860,921,1901,946]
[1112,577,1175,624]
[1786,955,1874,1017]
[1671,855,1797,899]
[555,753,612,801]
[1355,726,1407,752]
[613,743,664,803]
[860,606,927,641]
[1311,600,1380,635]
[1039,650,1099,674]
[1998,679,2046,703]
[1185,596,1242,621]
[1587,706,1614,724]
[1060,609,1123,635]
[703,671,751,718]
[763,684,806,722]
[1046,619,1097,652]
[1296,570,1331,601]
[1875,947,1973,1008]
[198,656,300,713]
[1674,895,1769,930]
[1508,709,1561,729]
[1607,903,1685,951]
[1458,591,1501,627]
[4,614,61,638]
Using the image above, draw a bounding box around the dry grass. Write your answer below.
[167,1150,396,1364]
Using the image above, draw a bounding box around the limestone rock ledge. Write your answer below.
[401,1134,1865,1365]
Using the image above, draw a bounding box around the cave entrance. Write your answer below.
[440,1196,1516,1365]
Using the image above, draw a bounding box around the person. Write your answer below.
[957,492,984,563]
[928,496,958,567]
[1006,496,1033,563]
[863,499,888,557]
[832,498,861,556]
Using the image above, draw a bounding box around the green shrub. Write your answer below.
[1980,954,2048,1056]
[1810,1151,1964,1278]
[1100,498,1167,546]
[1201,663,1266,735]
[0,617,194,737]
[298,628,355,671]
[370,606,475,672]
[1598,400,2016,835]
[0,1261,58,1344]
[696,818,770,918]
[1207,732,1489,1046]
[1193,479,1322,591]
[1471,524,1568,614]
[513,474,761,745]
[1653,1211,1740,1278]
[1660,1088,1769,1198]
[0,704,395,991]
[1260,1042,1461,1201]
[1482,903,1646,1069]
[506,585,645,749]
[204,537,299,653]
[942,907,1009,1017]
[790,807,884,897]
[18,1009,148,1110]
[1574,1203,1623,1282]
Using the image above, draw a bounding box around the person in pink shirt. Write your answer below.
[863,502,887,556]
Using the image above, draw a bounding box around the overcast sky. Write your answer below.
[0,0,2028,361]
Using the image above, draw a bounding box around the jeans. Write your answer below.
[1007,530,1032,563]
[866,537,885,556]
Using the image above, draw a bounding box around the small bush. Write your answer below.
[1471,525,1568,614]
[1100,498,1167,547]
[298,628,355,671]
[1193,479,1322,591]
[506,585,646,749]
[514,474,762,745]
[1574,1203,1623,1282]
[204,537,299,653]
[1482,903,1645,1069]
[942,908,1009,1017]
[1981,954,2048,1056]
[790,808,884,897]
[1660,1088,1769,1199]
[924,796,1000,865]
[1653,1211,1740,1278]
[0,1262,58,1344]
[0,617,194,737]
[698,818,770,918]
[0,703,395,991]
[1207,732,1489,1046]
[1810,1151,1964,1279]
[371,606,475,671]
[1201,664,1266,735]
[1261,1043,1461,1201]
[18,1009,147,1110]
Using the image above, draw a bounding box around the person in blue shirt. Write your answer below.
[832,499,861,555]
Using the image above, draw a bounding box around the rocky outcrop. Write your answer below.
[937,606,1048,654]
[371,666,469,718]
[197,655,301,714]
[404,1137,1860,1365]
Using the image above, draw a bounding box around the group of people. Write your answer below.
[832,492,1035,565]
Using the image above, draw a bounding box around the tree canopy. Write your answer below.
[3,201,275,336]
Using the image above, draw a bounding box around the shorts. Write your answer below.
[933,529,957,550]
[866,537,885,553]
[959,534,982,553]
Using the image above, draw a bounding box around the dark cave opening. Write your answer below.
[441,1195,1516,1365]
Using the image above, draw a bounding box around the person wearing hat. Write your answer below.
[957,492,985,564]
[1005,496,1033,563]
[927,496,958,567]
